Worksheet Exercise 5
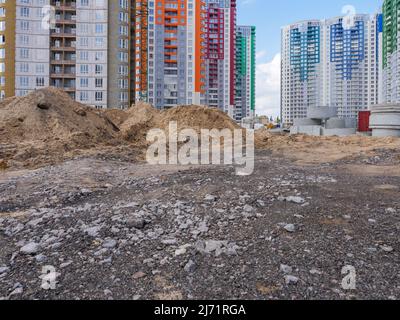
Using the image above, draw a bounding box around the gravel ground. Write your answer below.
[0,150,399,300]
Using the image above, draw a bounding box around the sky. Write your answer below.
[237,0,382,118]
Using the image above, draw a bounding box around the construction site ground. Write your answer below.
[0,147,399,300]
[0,88,399,300]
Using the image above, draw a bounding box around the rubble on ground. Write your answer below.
[0,150,399,300]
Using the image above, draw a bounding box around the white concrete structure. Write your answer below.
[370,104,400,137]
[290,105,357,136]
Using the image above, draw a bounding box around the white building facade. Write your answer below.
[382,0,400,104]
[1,0,136,109]
[15,0,51,98]
[281,14,382,127]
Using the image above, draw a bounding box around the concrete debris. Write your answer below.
[175,245,191,257]
[0,267,9,274]
[195,240,239,257]
[284,275,299,285]
[284,196,306,204]
[380,245,394,253]
[102,239,118,249]
[184,260,197,273]
[204,195,218,202]
[20,242,40,255]
[280,264,293,274]
[83,226,102,238]
[126,217,146,230]
[132,272,147,280]
[283,224,296,233]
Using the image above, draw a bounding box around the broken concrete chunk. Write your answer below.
[20,242,40,255]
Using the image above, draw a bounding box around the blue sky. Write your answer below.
[236,0,383,117]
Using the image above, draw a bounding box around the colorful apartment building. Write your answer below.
[281,15,381,127]
[203,0,236,116]
[133,0,149,102]
[281,20,323,125]
[0,0,17,99]
[325,14,381,119]
[147,0,206,109]
[235,25,256,121]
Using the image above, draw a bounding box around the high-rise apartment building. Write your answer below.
[325,14,381,118]
[203,0,236,116]
[281,14,381,127]
[382,0,400,103]
[147,0,206,109]
[0,0,50,100]
[0,0,145,109]
[147,0,237,113]
[235,25,256,121]
[281,20,323,124]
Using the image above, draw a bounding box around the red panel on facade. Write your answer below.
[358,111,371,132]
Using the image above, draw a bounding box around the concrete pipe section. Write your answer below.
[370,104,400,137]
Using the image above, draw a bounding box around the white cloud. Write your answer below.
[256,50,267,60]
[256,53,281,118]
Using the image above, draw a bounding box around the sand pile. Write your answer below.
[255,128,400,164]
[2,86,400,170]
[119,103,241,145]
[0,90,242,169]
[0,88,123,168]
[119,102,160,145]
[0,88,119,145]
[102,108,130,127]
[159,105,240,131]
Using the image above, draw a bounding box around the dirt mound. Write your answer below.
[118,102,158,145]
[0,87,119,145]
[120,103,240,145]
[0,91,243,169]
[4,87,399,170]
[102,108,129,127]
[159,105,240,131]
[255,128,400,164]
[0,88,125,168]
